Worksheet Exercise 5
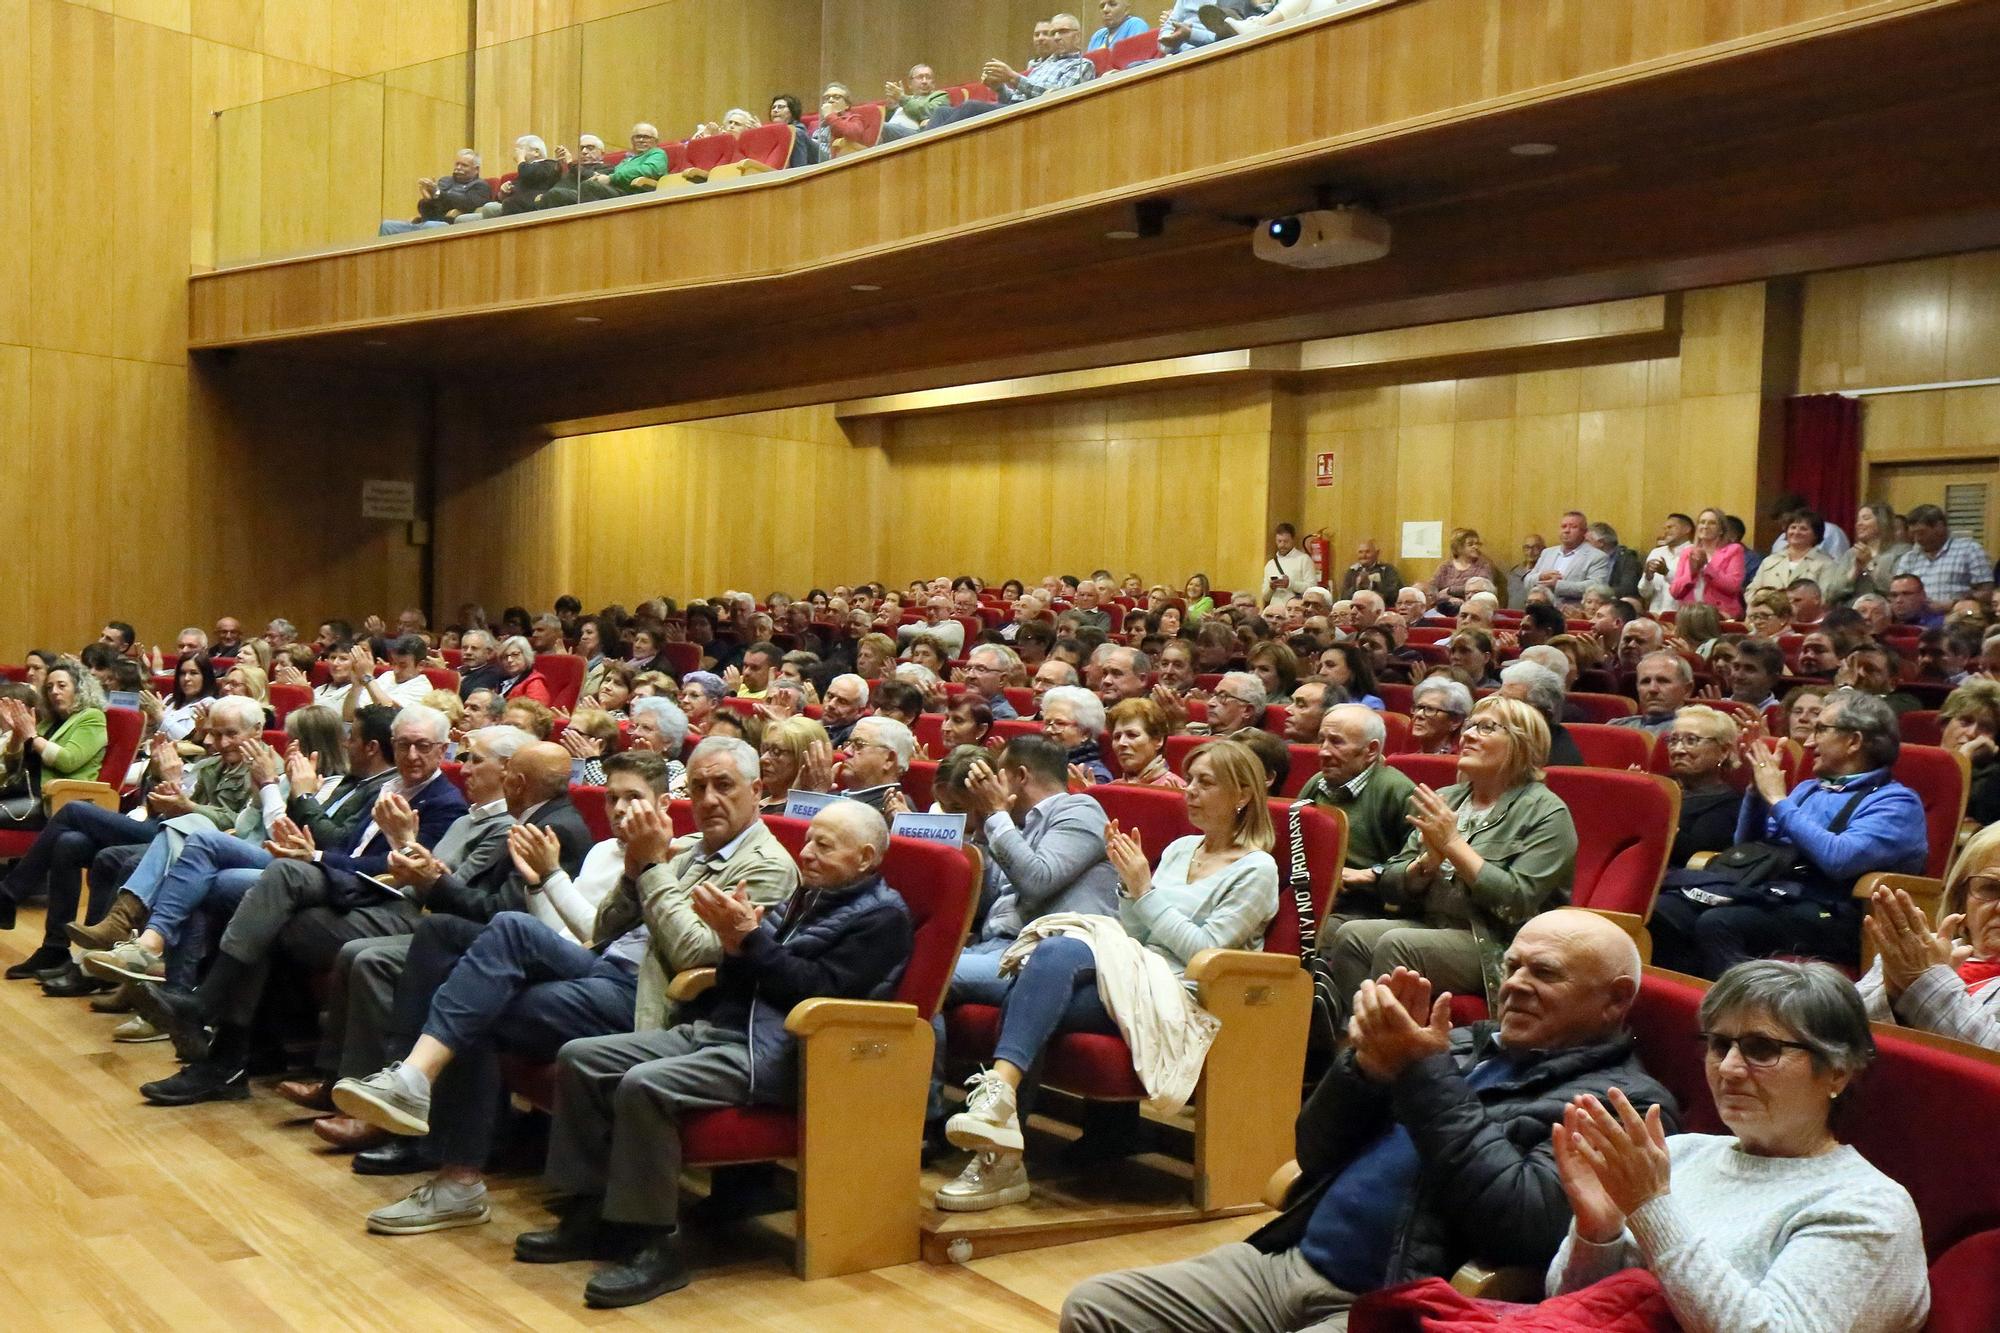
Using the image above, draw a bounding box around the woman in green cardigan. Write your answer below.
[1322,693,1578,1018]
[0,659,109,830]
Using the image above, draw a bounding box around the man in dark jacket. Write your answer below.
[520,799,911,1309]
[379,149,492,234]
[1062,909,1679,1333]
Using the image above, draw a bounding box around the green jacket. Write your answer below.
[184,756,257,831]
[896,90,952,124]
[1,708,109,795]
[608,146,668,189]
[1298,759,1418,871]
[1378,780,1576,1004]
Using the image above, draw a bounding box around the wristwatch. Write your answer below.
[1370,863,1387,880]
[400,843,424,858]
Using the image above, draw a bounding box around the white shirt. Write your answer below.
[529,838,627,943]
[1264,548,1317,601]
[1637,540,1690,614]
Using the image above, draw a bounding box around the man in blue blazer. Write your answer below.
[135,703,469,1105]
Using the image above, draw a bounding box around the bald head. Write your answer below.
[1494,909,1642,1051]
[508,741,575,809]
[798,798,889,889]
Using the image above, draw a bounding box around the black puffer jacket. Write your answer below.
[1250,1024,1679,1286]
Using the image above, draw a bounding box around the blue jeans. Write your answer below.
[136,829,272,946]
[378,219,449,235]
[993,935,1116,1071]
[2,801,160,949]
[929,936,1021,1118]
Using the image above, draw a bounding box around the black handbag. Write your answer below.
[1663,777,1881,908]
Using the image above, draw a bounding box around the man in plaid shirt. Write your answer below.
[1895,504,1994,608]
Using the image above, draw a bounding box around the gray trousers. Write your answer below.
[544,1021,754,1228]
[1061,1242,1354,1332]
[1323,917,1482,1025]
[214,858,417,1027]
[316,935,411,1078]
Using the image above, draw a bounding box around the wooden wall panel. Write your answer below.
[0,0,27,348]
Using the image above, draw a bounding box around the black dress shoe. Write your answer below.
[352,1136,440,1177]
[514,1198,615,1265]
[5,946,70,980]
[129,982,210,1063]
[39,961,114,997]
[141,1060,249,1106]
[0,891,16,932]
[583,1230,689,1308]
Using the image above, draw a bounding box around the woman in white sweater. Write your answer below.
[1547,959,1929,1333]
[937,739,1278,1213]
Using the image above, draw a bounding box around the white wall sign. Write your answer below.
[361,479,416,521]
[1401,520,1443,561]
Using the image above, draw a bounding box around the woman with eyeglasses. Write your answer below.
[1661,705,1744,868]
[1936,679,2000,824]
[1322,695,1577,1021]
[1549,959,1928,1333]
[1408,677,1472,754]
[1858,822,2000,1052]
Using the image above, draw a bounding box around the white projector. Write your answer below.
[1253,208,1392,269]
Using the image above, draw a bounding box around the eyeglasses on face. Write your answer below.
[1410,703,1460,721]
[1664,732,1720,749]
[1462,718,1506,737]
[393,737,442,754]
[1809,721,1855,739]
[1697,1031,1816,1068]
[1963,876,2000,904]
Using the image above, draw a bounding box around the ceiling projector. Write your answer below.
[1253,208,1391,268]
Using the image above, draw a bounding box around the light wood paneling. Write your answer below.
[818,0,1051,91]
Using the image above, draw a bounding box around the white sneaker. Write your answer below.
[112,1014,167,1043]
[934,1150,1030,1213]
[945,1068,1023,1153]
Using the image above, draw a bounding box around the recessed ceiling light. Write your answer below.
[1104,228,1140,241]
[363,338,388,347]
[573,315,602,325]
[850,283,881,292]
[1509,141,1558,157]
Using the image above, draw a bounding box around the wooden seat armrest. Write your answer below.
[43,780,119,814]
[667,967,717,1002]
[783,997,918,1038]
[1187,947,1303,989]
[1449,1261,1544,1300]
[1582,909,1653,964]
[1262,1159,1301,1212]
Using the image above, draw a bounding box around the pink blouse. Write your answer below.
[1668,542,1746,618]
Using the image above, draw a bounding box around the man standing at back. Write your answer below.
[1063,910,1677,1332]
[1530,511,1611,605]
[1265,523,1319,605]
[1637,513,1694,614]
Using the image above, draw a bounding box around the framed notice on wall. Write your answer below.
[1314,452,1335,487]
[361,480,416,521]
[1401,521,1443,561]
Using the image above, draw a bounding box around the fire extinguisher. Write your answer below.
[1304,528,1331,585]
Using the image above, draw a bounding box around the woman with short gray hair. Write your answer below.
[1409,677,1472,755]
[1549,958,1928,1331]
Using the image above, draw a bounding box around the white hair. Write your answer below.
[474,723,536,762]
[631,695,690,756]
[1519,645,1572,678]
[514,134,547,156]
[1327,702,1386,747]
[817,798,890,856]
[853,715,915,770]
[501,634,535,663]
[827,673,869,701]
[1218,671,1268,713]
[209,695,264,732]
[461,629,496,651]
[394,702,451,742]
[1464,592,1499,611]
[1500,660,1567,718]
[968,643,1020,672]
[893,662,938,690]
[1351,590,1385,614]
[1042,684,1106,736]
[1412,677,1473,716]
[578,132,604,148]
[689,733,759,782]
[455,147,482,168]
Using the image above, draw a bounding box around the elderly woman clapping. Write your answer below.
[1859,822,2000,1050]
[1548,959,1929,1332]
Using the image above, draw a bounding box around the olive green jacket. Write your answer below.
[1377,780,1577,1004]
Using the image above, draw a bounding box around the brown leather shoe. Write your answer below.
[66,890,150,951]
[275,1078,336,1112]
[312,1115,389,1151]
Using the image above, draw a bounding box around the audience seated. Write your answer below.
[1064,909,1673,1332]
[1322,696,1577,1024]
[0,656,108,833]
[1547,959,1928,1332]
[520,798,897,1307]
[1088,0,1151,49]
[1938,679,2000,823]
[1408,677,1470,754]
[380,149,492,234]
[1661,705,1743,869]
[1296,704,1417,928]
[579,124,666,200]
[1860,823,2000,1051]
[1612,650,1691,735]
[1498,660,1583,767]
[1652,688,1926,977]
[1040,684,1112,783]
[942,739,1275,1211]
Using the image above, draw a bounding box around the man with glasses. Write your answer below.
[940,11,1098,121]
[960,644,1022,719]
[1198,671,1267,737]
[1650,688,1927,978]
[836,716,915,811]
[579,123,666,201]
[1894,504,1993,609]
[132,704,470,1105]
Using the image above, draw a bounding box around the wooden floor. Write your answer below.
[0,910,1263,1330]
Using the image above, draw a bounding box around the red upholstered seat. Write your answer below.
[1899,710,1943,746]
[912,712,945,755]
[1164,732,1208,776]
[1386,752,1458,789]
[681,1105,799,1162]
[1278,745,1318,795]
[1002,687,1035,716]
[1378,682,1414,714]
[441,649,462,668]
[661,642,699,675]
[988,717,1043,744]
[662,140,690,174]
[1091,781,1195,855]
[269,682,312,725]
[0,707,143,863]
[1110,28,1163,67]
[1891,744,1969,879]
[1566,722,1652,769]
[1260,703,1292,734]
[719,696,757,719]
[1380,711,1413,754]
[535,653,584,711]
[1084,48,1116,75]
[1566,691,1637,722]
[902,760,937,810]
[262,729,288,752]
[438,761,467,798]
[685,132,743,172]
[420,665,460,693]
[1541,768,1678,919]
[568,784,610,841]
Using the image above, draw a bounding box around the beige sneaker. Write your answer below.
[934,1150,1030,1213]
[81,938,164,984]
[112,1014,168,1043]
[945,1068,1023,1153]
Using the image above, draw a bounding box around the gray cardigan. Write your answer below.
[980,791,1120,940]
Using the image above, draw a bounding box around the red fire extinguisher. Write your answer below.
[1304,528,1331,585]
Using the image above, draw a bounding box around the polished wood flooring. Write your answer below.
[0,909,1262,1330]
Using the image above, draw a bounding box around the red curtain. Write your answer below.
[1782,394,1862,523]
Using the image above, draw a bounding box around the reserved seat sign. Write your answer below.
[891,812,966,848]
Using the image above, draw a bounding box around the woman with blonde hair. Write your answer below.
[938,738,1278,1213]
[1323,694,1578,1018]
[1662,704,1742,868]
[1860,821,2000,1050]
[757,715,829,813]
